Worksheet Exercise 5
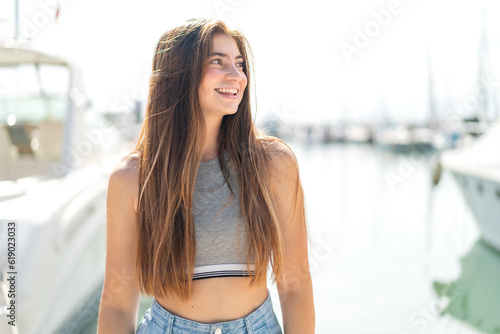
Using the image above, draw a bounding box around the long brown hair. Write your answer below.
[128,18,294,301]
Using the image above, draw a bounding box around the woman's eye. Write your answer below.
[210,59,244,70]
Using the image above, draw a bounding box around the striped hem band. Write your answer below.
[192,263,255,280]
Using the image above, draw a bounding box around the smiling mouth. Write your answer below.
[215,88,238,96]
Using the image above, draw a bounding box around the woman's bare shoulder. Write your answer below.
[108,153,141,212]
[259,137,301,200]
[260,137,298,170]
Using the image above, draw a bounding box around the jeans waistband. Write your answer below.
[150,289,274,333]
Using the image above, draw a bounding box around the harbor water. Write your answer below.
[82,141,498,334]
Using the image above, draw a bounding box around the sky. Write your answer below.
[1,0,499,125]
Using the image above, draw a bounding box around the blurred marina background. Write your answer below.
[0,0,499,333]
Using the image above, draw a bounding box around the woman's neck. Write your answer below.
[201,116,222,161]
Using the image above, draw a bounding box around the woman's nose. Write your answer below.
[226,65,245,82]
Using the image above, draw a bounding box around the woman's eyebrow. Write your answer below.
[210,52,244,60]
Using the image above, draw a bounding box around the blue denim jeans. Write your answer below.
[136,289,283,333]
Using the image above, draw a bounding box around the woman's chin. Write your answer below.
[220,107,239,116]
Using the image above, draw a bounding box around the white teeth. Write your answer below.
[216,88,237,94]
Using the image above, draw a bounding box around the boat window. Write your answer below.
[0,63,70,125]
[0,63,71,180]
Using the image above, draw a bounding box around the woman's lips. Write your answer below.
[215,90,239,99]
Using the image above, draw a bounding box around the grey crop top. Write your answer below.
[192,149,255,280]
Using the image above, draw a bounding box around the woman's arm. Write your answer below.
[269,142,315,334]
[97,158,142,334]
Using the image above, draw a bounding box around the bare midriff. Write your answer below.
[153,276,269,324]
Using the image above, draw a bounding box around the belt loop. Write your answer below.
[244,317,252,334]
[166,315,174,334]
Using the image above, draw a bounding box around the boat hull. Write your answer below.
[450,171,500,251]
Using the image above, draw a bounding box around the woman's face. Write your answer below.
[198,33,248,120]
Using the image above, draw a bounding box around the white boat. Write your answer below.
[0,40,127,333]
[439,119,500,251]
[343,124,373,143]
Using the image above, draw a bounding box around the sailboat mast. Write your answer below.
[426,40,436,128]
[14,0,19,39]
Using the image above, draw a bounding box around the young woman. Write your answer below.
[97,18,314,334]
